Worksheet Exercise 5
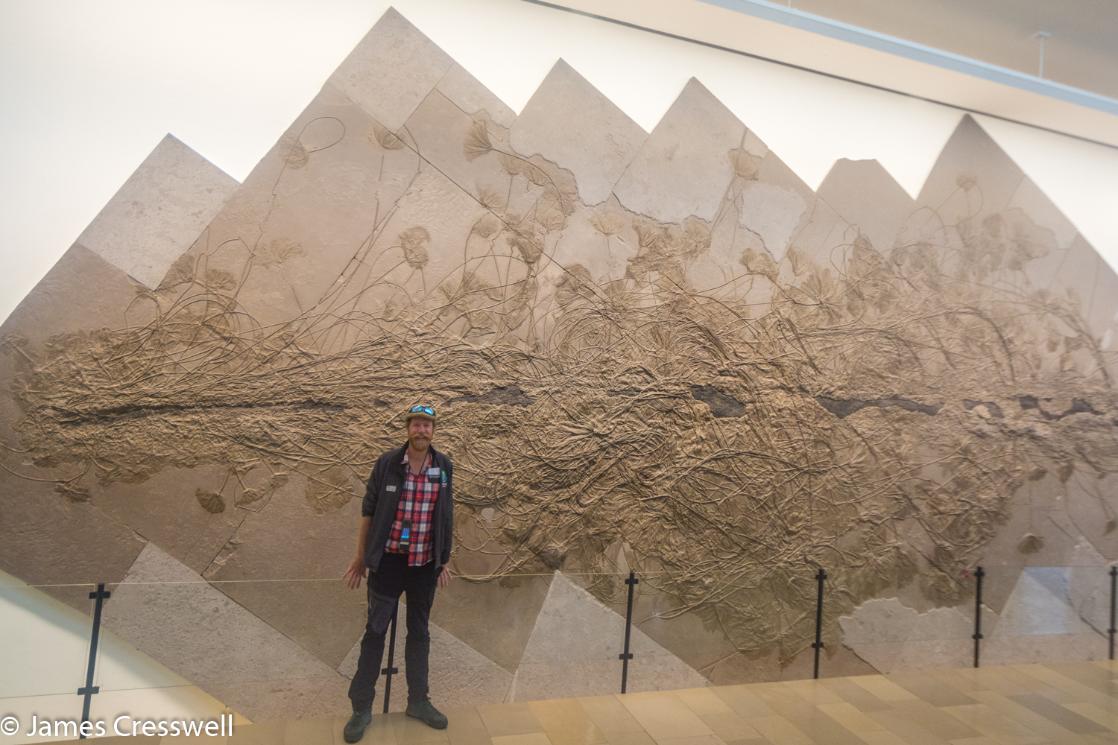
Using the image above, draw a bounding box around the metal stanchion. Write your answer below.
[811,567,826,679]
[619,571,638,693]
[1109,566,1117,661]
[972,566,985,668]
[381,603,400,714]
[78,583,111,739]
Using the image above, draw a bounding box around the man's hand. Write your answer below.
[343,555,367,590]
[437,565,453,589]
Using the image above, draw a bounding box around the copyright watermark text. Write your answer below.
[0,713,233,738]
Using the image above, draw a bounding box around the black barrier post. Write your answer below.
[1109,566,1117,660]
[381,602,400,714]
[619,571,638,693]
[811,567,826,679]
[972,566,985,668]
[78,583,111,739]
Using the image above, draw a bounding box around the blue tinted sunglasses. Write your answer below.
[409,404,436,417]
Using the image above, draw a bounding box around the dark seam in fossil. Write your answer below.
[815,395,942,418]
[448,385,534,406]
[963,399,1005,417]
[1017,395,1100,420]
[690,384,747,417]
[48,399,347,425]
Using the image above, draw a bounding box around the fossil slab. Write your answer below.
[75,135,236,289]
[3,6,1118,715]
[511,573,707,700]
[511,60,646,206]
[102,543,350,721]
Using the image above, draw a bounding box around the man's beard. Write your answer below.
[410,435,430,449]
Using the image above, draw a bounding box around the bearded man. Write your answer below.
[342,404,453,742]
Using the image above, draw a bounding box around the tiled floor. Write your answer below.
[72,661,1118,744]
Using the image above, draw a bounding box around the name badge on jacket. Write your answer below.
[426,467,441,479]
[386,484,397,493]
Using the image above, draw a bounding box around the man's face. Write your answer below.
[407,416,434,449]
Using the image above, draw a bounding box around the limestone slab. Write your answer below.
[817,159,914,255]
[511,60,646,206]
[329,8,453,131]
[613,79,745,223]
[1064,541,1112,634]
[782,195,848,277]
[338,597,514,712]
[0,473,145,613]
[179,83,423,332]
[101,543,349,721]
[736,180,808,262]
[202,473,366,669]
[991,567,1096,638]
[437,63,516,130]
[0,243,148,348]
[1029,232,1118,347]
[619,580,784,686]
[0,246,151,602]
[512,573,707,700]
[75,134,237,289]
[88,464,244,576]
[917,115,1024,222]
[838,597,990,673]
[1009,176,1079,251]
[401,85,515,210]
[430,572,554,674]
[547,199,638,285]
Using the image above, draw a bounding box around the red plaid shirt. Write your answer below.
[385,449,439,566]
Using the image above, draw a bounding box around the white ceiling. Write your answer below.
[541,0,1118,148]
[794,0,1118,99]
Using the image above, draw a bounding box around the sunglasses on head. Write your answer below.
[409,404,436,416]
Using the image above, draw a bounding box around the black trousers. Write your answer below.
[348,552,439,712]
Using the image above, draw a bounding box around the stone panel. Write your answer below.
[430,573,554,674]
[75,135,237,289]
[102,543,349,721]
[436,63,517,129]
[917,114,1024,221]
[511,60,646,206]
[817,158,914,255]
[202,473,366,669]
[613,79,745,223]
[329,7,452,131]
[512,574,706,701]
[338,598,513,712]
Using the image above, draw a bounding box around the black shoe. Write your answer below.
[405,698,448,729]
[343,709,372,743]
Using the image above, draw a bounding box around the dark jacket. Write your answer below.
[361,442,453,573]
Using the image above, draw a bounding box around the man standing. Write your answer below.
[342,404,453,742]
